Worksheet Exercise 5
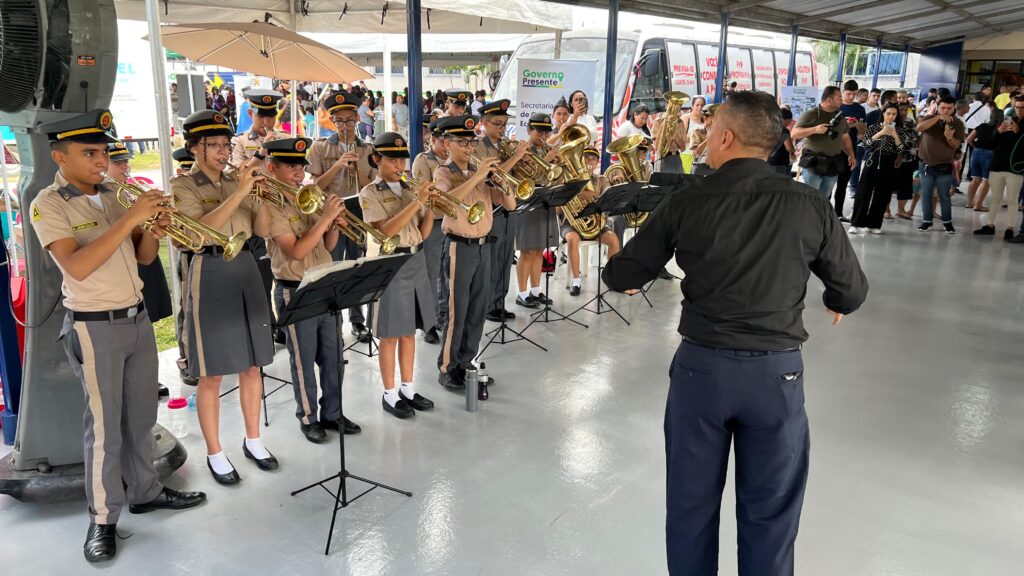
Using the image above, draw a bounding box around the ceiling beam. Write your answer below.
[726,0,775,12]
[922,0,1004,34]
[797,0,893,25]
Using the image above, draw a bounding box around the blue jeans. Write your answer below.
[918,164,954,224]
[848,146,865,192]
[800,168,838,199]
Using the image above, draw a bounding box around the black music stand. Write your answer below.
[519,180,591,335]
[286,255,413,556]
[219,366,291,427]
[338,195,380,358]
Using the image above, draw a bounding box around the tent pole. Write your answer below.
[407,0,424,158]
[384,34,394,135]
[600,0,619,172]
[554,29,562,59]
[715,11,729,104]
[836,32,847,85]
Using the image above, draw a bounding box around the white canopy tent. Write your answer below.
[308,33,527,67]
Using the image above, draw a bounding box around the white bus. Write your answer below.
[492,26,819,142]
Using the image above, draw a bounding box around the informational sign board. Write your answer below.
[110,20,159,140]
[513,58,597,140]
[780,86,821,120]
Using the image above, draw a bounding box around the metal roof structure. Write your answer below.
[546,0,1024,51]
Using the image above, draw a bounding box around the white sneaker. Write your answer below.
[849,227,863,234]
[869,229,883,235]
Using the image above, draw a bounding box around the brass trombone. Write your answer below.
[467,151,535,200]
[289,184,399,255]
[398,172,486,225]
[104,175,247,261]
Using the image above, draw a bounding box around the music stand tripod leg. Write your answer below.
[567,241,630,326]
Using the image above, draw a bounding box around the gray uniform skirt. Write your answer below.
[516,207,557,251]
[369,250,436,339]
[184,250,274,378]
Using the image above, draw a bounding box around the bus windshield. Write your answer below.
[493,36,638,120]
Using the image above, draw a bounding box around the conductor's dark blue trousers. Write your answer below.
[665,339,809,576]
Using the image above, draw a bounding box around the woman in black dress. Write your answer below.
[850,104,909,234]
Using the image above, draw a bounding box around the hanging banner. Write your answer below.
[780,86,821,120]
[110,20,159,141]
[514,58,597,140]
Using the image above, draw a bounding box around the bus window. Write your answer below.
[666,41,698,96]
[751,49,776,95]
[696,44,719,100]
[727,47,753,91]
[774,50,791,93]
[795,53,814,87]
[632,48,669,112]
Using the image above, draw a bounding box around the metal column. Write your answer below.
[836,32,847,85]
[600,0,619,172]
[143,0,174,191]
[871,36,883,91]
[714,11,729,104]
[406,0,424,158]
[787,24,799,87]
[899,43,910,88]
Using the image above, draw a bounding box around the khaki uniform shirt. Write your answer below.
[264,203,333,282]
[230,129,273,166]
[30,172,144,312]
[172,166,256,245]
[358,177,429,248]
[433,160,502,238]
[529,143,555,187]
[474,135,502,160]
[306,132,376,198]
[412,149,445,183]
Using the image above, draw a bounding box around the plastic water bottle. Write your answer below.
[167,397,189,439]
[465,367,478,412]
[187,392,197,411]
[477,362,490,401]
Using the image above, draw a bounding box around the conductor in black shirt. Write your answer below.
[604,91,868,576]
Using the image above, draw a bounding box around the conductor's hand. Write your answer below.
[827,309,844,326]
[320,193,345,224]
[127,190,173,227]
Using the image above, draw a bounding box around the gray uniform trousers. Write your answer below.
[329,235,366,325]
[275,284,342,425]
[437,237,492,374]
[174,250,193,365]
[60,309,164,525]
[423,217,445,329]
[487,209,518,313]
[655,153,684,174]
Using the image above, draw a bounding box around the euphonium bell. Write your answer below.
[556,125,607,240]
[604,134,651,227]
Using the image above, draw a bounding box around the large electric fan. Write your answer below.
[0,0,186,502]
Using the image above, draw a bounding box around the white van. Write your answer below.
[492,25,819,142]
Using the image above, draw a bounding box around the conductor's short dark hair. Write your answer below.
[719,90,783,153]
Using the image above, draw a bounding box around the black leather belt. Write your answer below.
[72,302,145,322]
[393,244,422,254]
[276,279,301,289]
[663,151,681,158]
[446,234,495,245]
[198,244,251,257]
[682,337,801,354]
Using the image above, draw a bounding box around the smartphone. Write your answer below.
[885,122,896,129]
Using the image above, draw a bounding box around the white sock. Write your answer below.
[400,382,416,398]
[518,290,531,300]
[244,437,271,459]
[383,388,401,407]
[571,277,581,287]
[207,451,234,475]
[530,286,542,297]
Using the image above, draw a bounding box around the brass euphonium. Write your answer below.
[467,151,535,200]
[556,124,606,240]
[497,137,563,184]
[604,134,651,227]
[654,91,691,160]
[290,185,399,255]
[104,176,247,261]
[398,171,486,225]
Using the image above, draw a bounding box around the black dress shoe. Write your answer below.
[478,381,489,401]
[129,487,207,513]
[568,285,581,296]
[399,390,435,411]
[300,422,327,444]
[352,323,371,343]
[206,458,241,485]
[84,522,117,563]
[179,366,199,387]
[273,328,287,345]
[657,268,674,280]
[503,310,516,320]
[485,309,504,322]
[1009,233,1024,244]
[383,396,415,419]
[536,292,553,305]
[242,440,279,471]
[515,295,540,309]
[320,417,361,434]
[422,326,440,344]
[158,384,170,398]
[439,371,466,392]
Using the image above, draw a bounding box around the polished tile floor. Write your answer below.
[2,202,1023,575]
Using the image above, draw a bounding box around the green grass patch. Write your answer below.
[153,240,178,352]
[131,150,164,172]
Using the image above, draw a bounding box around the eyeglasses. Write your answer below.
[487,120,508,129]
[198,142,234,152]
[447,138,475,147]
[331,118,358,125]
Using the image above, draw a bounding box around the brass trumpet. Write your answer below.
[224,162,287,207]
[104,176,247,261]
[290,185,399,255]
[398,172,486,225]
[467,151,535,201]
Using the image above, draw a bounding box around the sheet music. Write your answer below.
[298,254,406,290]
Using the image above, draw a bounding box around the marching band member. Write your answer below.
[514,113,558,309]
[432,115,513,394]
[105,141,173,397]
[360,132,437,418]
[441,89,473,118]
[173,110,277,485]
[261,137,360,443]
[307,90,375,343]
[474,99,529,323]
[171,147,199,386]
[173,147,195,175]
[412,116,447,344]
[30,109,205,562]
[652,105,688,174]
[562,146,622,296]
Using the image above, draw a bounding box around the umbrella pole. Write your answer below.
[384,34,393,137]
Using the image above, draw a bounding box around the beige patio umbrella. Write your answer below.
[150,20,373,83]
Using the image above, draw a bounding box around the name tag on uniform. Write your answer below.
[245,145,260,150]
[289,215,301,222]
[382,196,400,203]
[200,198,221,205]
[72,221,99,232]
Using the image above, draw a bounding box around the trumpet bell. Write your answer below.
[516,180,535,201]
[466,202,485,225]
[222,232,249,262]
